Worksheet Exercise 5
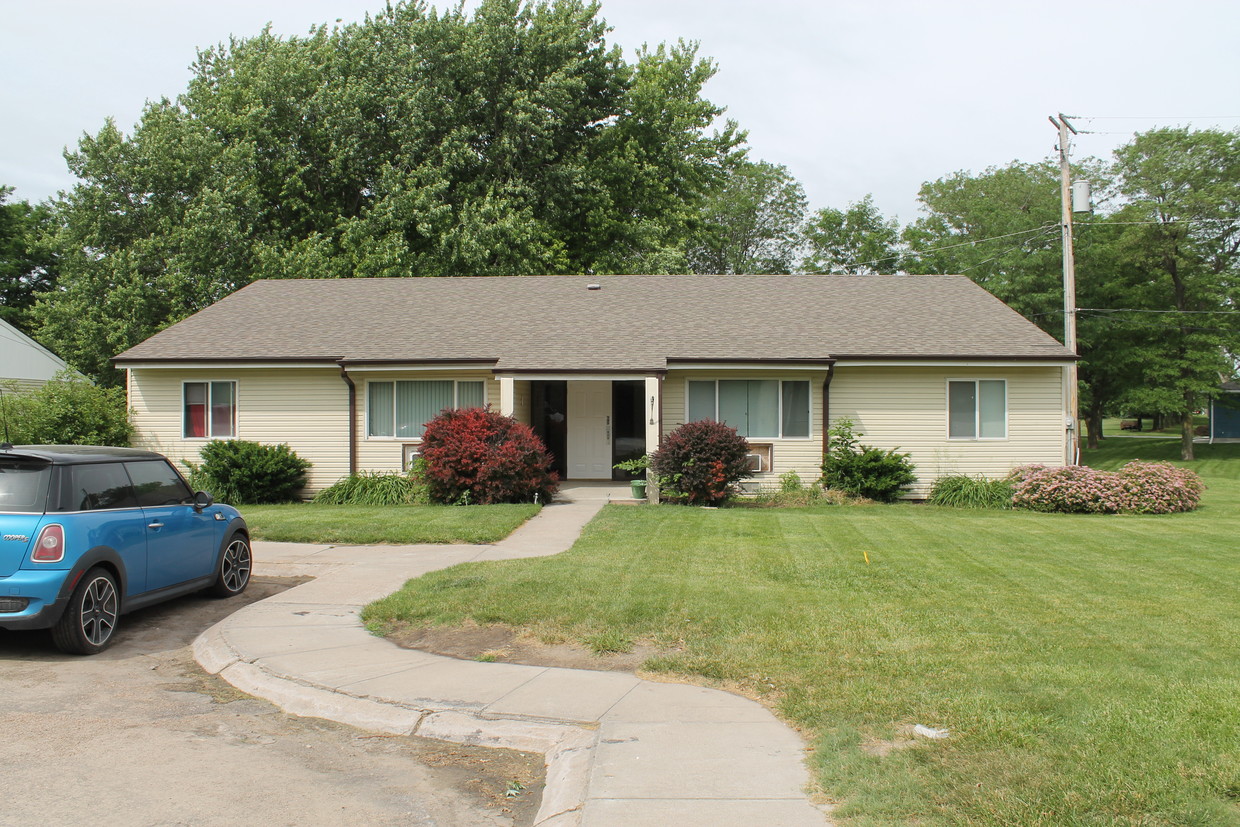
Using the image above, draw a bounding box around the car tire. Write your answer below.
[51,567,120,655]
[208,534,251,598]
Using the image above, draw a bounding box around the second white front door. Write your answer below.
[567,381,611,479]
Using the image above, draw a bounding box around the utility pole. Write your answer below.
[1049,113,1080,464]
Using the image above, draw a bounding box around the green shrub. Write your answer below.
[314,470,428,505]
[929,474,1014,508]
[0,372,131,446]
[822,419,915,503]
[196,440,311,504]
[651,420,752,506]
[778,470,804,492]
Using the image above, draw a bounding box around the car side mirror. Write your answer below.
[192,490,214,511]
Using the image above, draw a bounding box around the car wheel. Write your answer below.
[52,568,120,655]
[208,534,251,598]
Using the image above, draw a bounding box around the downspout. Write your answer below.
[338,362,357,476]
[822,364,835,457]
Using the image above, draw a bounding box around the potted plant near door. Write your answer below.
[613,455,650,500]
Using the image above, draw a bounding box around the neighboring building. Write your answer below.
[0,317,73,392]
[113,274,1077,497]
[1210,382,1240,441]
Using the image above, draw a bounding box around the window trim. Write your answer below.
[365,379,489,440]
[946,378,1008,441]
[182,380,237,440]
[683,378,813,440]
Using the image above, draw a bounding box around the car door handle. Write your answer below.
[147,521,164,530]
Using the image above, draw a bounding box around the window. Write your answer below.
[0,459,51,513]
[686,379,811,439]
[367,380,487,439]
[126,460,192,507]
[948,379,1007,439]
[62,463,137,512]
[184,382,236,439]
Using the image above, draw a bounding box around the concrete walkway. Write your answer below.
[194,489,831,826]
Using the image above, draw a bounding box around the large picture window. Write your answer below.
[367,380,487,439]
[948,379,1007,439]
[686,379,811,439]
[183,381,236,439]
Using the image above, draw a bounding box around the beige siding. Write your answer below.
[128,367,349,494]
[662,370,828,489]
[829,365,1067,496]
[513,379,532,425]
[354,370,498,477]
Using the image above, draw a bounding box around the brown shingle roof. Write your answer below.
[113,274,1075,370]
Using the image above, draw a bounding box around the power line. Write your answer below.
[1079,115,1240,121]
[838,223,1058,271]
[958,227,1061,274]
[1077,307,1240,315]
[1079,218,1240,226]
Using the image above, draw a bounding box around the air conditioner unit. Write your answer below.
[744,453,764,473]
[402,443,422,472]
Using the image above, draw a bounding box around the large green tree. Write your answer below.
[1105,127,1240,459]
[685,160,806,274]
[801,194,900,274]
[903,161,1067,323]
[36,0,743,384]
[0,187,56,332]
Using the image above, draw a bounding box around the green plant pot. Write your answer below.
[629,480,648,500]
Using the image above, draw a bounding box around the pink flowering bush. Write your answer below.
[1008,462,1203,514]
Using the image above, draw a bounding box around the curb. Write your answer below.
[193,612,598,825]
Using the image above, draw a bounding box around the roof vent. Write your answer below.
[586,283,601,290]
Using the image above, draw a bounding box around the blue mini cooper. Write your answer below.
[0,444,250,654]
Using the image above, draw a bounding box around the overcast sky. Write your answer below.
[3,0,1238,222]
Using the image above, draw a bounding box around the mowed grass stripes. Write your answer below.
[365,440,1240,825]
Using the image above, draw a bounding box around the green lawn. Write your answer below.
[243,503,540,545]
[365,440,1240,826]
[1101,414,1208,436]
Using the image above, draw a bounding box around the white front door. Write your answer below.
[567,381,612,479]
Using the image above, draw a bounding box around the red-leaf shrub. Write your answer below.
[650,420,751,505]
[420,408,558,505]
[1008,461,1203,514]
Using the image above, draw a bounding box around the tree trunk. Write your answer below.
[1086,404,1104,450]
[1181,409,1196,461]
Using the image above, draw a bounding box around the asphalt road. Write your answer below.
[0,577,543,827]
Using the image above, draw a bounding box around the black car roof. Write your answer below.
[0,444,167,464]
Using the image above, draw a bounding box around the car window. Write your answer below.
[125,460,192,508]
[0,459,52,513]
[60,462,138,511]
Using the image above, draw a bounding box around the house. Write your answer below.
[1,317,74,392]
[113,274,1077,497]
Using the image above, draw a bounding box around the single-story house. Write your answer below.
[1,317,74,392]
[113,274,1077,497]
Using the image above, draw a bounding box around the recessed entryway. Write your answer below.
[530,380,645,480]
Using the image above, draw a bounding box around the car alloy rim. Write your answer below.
[81,576,118,646]
[222,539,251,592]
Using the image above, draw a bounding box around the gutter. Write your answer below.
[337,362,357,476]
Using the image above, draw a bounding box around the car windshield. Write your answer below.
[0,459,51,513]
